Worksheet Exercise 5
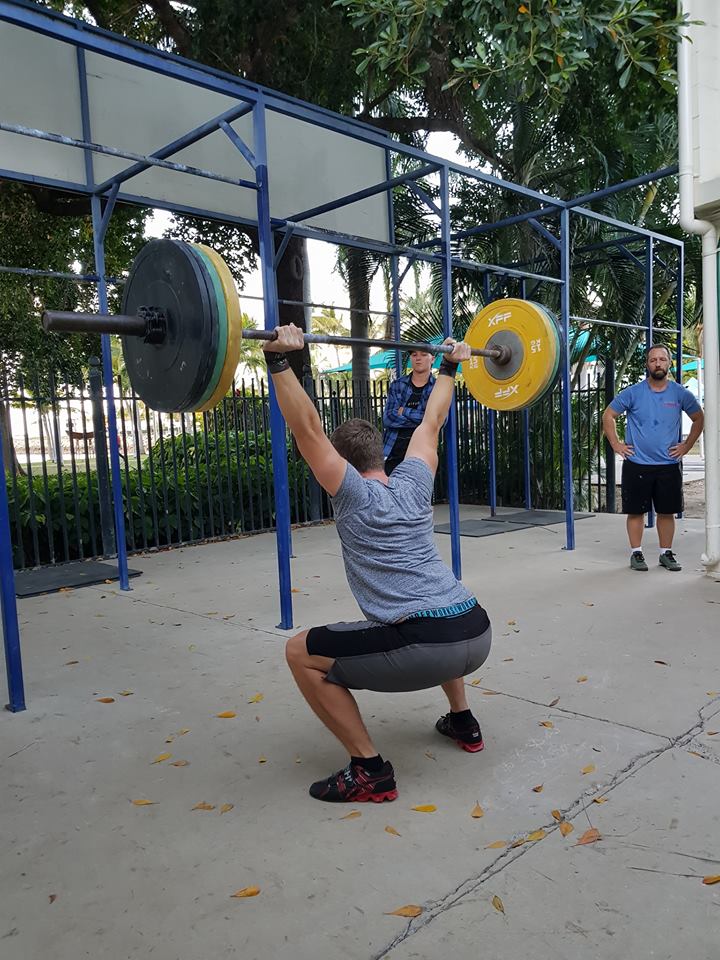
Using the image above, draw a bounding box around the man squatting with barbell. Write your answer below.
[263,324,492,803]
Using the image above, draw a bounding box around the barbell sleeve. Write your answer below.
[42,310,148,337]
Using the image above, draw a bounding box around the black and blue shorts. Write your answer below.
[306,601,492,693]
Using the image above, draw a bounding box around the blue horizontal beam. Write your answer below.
[414,205,560,250]
[566,165,678,210]
[94,102,254,193]
[0,122,258,193]
[572,207,683,247]
[285,163,440,224]
[0,265,99,282]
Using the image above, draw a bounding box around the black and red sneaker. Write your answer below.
[435,713,484,753]
[309,760,398,803]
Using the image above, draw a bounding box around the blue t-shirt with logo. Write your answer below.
[610,379,701,465]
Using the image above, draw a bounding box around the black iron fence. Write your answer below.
[2,365,609,570]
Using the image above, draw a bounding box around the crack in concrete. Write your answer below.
[464,682,673,741]
[372,695,720,960]
[100,593,286,640]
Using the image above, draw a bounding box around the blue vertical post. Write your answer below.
[0,435,26,712]
[78,46,130,590]
[254,98,293,629]
[559,208,575,549]
[439,165,462,579]
[488,411,498,516]
[645,237,655,530]
[520,277,531,510]
[91,196,130,590]
[385,148,402,378]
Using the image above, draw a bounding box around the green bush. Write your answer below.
[7,429,320,568]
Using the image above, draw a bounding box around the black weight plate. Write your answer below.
[121,239,219,412]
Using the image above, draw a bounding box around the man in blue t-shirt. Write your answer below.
[602,344,704,572]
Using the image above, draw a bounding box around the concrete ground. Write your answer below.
[1,507,719,960]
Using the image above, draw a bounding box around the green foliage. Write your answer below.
[337,0,688,99]
[6,428,314,567]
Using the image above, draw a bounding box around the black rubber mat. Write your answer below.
[435,520,534,537]
[483,510,594,525]
[15,560,142,597]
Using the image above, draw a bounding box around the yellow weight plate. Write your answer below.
[520,303,560,408]
[195,244,243,412]
[464,299,558,411]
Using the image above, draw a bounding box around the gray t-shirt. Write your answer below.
[330,457,475,623]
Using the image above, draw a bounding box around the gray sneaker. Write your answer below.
[659,550,681,572]
[630,551,648,571]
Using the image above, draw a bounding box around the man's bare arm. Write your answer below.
[669,408,704,460]
[602,405,634,459]
[262,325,346,495]
[406,340,471,472]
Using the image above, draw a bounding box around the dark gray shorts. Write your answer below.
[306,603,492,693]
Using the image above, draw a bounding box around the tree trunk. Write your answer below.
[346,248,371,418]
[275,234,312,382]
[0,400,23,477]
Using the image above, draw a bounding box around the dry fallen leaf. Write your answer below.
[96,697,115,704]
[688,750,703,757]
[551,809,562,822]
[178,728,190,736]
[64,660,79,666]
[340,810,362,820]
[424,750,436,760]
[707,692,719,697]
[581,764,596,775]
[220,803,234,814]
[654,660,670,666]
[491,895,505,915]
[577,676,588,683]
[471,802,484,818]
[118,690,133,697]
[171,760,189,767]
[470,679,483,686]
[538,721,554,729]
[247,693,264,704]
[593,797,608,804]
[527,829,546,842]
[507,619,517,625]
[559,821,574,837]
[385,905,422,919]
[165,736,175,744]
[411,804,437,813]
[231,886,260,898]
[385,825,401,837]
[216,711,237,719]
[131,799,156,806]
[583,601,594,607]
[291,587,302,593]
[485,840,507,849]
[532,784,543,793]
[548,697,560,707]
[258,756,268,764]
[222,614,236,620]
[151,752,171,764]
[483,690,500,695]
[192,802,216,811]
[702,876,720,885]
[707,731,719,736]
[576,827,601,846]
[48,894,57,904]
[502,657,514,662]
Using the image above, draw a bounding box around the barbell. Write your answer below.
[42,239,560,413]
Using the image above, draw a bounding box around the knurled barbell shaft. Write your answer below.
[42,310,511,364]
